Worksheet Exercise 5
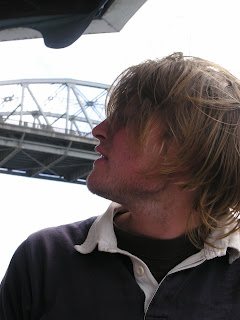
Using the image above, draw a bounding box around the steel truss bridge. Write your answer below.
[0,79,109,184]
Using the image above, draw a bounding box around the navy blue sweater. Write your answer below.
[1,217,240,319]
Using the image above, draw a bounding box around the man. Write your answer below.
[1,52,240,319]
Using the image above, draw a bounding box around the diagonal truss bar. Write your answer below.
[3,104,21,122]
[0,132,25,166]
[71,85,94,130]
[69,168,93,183]
[0,148,20,166]
[31,141,72,177]
[21,149,61,177]
[26,85,50,126]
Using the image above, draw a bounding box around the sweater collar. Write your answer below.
[74,202,240,264]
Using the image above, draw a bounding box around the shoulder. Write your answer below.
[26,216,98,253]
[0,217,98,319]
[1,216,98,285]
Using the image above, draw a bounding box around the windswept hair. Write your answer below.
[106,52,240,248]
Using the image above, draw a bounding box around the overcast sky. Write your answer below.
[1,0,240,278]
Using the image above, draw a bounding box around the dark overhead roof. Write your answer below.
[0,0,147,49]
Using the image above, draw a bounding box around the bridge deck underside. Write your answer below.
[0,124,98,184]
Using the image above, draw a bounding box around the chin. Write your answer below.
[86,174,114,202]
[87,172,104,195]
[86,172,96,192]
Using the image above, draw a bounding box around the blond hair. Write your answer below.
[106,52,240,248]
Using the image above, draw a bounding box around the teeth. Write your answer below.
[96,151,107,159]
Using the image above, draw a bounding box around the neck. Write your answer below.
[114,184,201,240]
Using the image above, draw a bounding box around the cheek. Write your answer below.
[110,151,140,174]
[111,143,138,163]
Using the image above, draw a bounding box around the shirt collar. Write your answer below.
[74,202,240,264]
[203,224,240,263]
[74,202,122,254]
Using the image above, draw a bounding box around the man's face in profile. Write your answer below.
[87,118,173,205]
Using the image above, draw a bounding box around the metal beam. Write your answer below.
[0,148,20,166]
[20,149,61,177]
[0,79,110,90]
[71,85,94,130]
[26,85,50,126]
[0,132,25,166]
[68,165,93,183]
[0,78,105,184]
[0,137,98,160]
[0,111,101,126]
[31,142,72,177]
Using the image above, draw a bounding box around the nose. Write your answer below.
[92,119,108,141]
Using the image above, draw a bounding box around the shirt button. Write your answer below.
[136,265,145,276]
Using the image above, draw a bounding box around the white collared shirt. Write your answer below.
[75,202,240,312]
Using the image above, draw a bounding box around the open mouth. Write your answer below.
[98,153,108,160]
[95,146,108,160]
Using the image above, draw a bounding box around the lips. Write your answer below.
[95,146,108,160]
